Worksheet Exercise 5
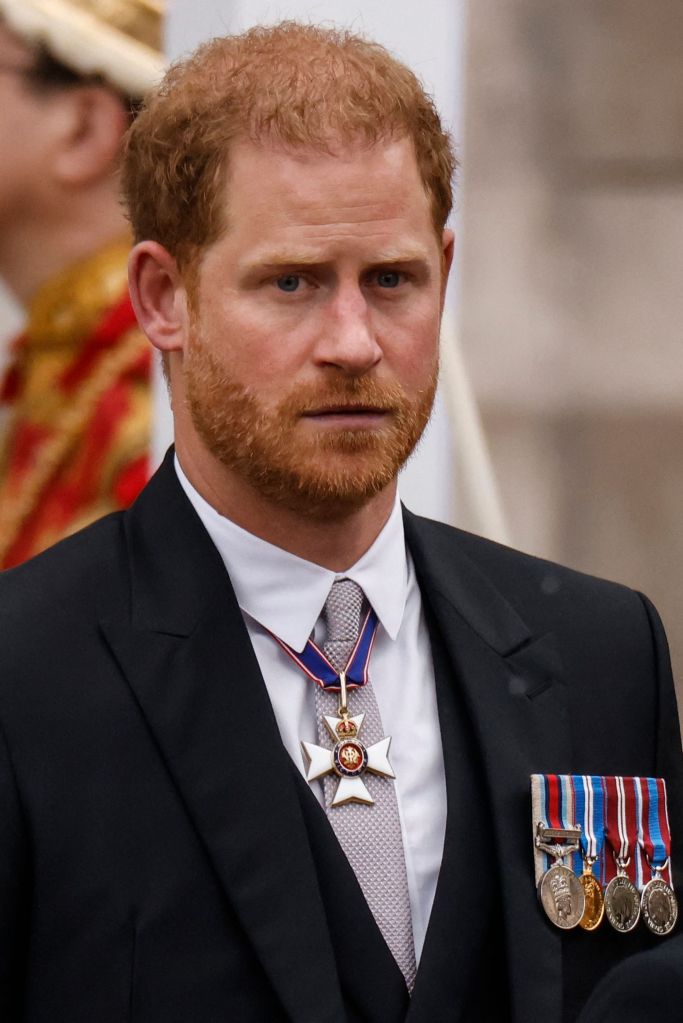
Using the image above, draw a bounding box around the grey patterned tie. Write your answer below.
[315,578,417,991]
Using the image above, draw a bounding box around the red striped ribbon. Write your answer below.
[604,776,638,885]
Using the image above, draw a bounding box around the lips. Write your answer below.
[299,404,393,430]
[302,404,389,417]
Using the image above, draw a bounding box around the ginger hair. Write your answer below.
[122,21,455,271]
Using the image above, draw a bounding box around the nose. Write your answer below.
[314,284,382,376]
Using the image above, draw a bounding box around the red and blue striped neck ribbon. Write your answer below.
[271,607,379,691]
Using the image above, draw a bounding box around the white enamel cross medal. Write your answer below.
[272,610,393,808]
[301,711,395,807]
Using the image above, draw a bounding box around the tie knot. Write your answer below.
[322,579,366,672]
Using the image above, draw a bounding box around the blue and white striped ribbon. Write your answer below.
[573,775,606,881]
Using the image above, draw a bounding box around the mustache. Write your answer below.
[283,377,409,416]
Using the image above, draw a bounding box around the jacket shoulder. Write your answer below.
[0,512,127,633]
[407,511,628,583]
[404,511,650,627]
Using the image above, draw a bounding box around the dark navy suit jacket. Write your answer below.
[1,451,681,1021]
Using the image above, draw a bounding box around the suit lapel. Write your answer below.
[100,456,345,1023]
[407,601,499,1021]
[404,511,572,1023]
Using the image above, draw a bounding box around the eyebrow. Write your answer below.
[240,247,433,273]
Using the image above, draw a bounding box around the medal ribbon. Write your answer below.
[572,775,606,881]
[540,775,580,871]
[637,777,672,884]
[542,774,561,830]
[560,775,582,875]
[272,607,379,690]
[630,777,644,889]
[540,775,559,872]
[604,776,638,885]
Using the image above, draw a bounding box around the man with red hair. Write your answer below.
[0,21,681,1022]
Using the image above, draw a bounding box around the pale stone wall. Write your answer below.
[0,281,23,436]
[0,280,23,375]
[459,1,683,688]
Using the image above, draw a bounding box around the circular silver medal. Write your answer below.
[538,863,585,929]
[641,877,678,936]
[604,875,641,933]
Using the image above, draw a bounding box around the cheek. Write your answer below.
[402,347,439,390]
[380,311,440,380]
[3,94,51,164]
[198,297,307,383]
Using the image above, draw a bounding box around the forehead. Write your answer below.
[221,136,434,244]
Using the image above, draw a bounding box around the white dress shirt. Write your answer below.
[175,458,447,961]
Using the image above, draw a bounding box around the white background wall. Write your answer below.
[0,281,24,437]
[0,280,23,377]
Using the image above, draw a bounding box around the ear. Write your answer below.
[441,228,455,275]
[128,242,189,354]
[53,85,128,186]
[440,228,455,307]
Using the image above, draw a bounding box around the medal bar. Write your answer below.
[531,774,677,936]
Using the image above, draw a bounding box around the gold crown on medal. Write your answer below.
[0,0,165,98]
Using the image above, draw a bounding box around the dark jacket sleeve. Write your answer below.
[0,716,28,1021]
[576,934,683,1023]
[638,592,683,853]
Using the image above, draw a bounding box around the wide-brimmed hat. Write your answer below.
[0,0,164,99]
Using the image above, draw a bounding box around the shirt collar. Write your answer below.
[175,456,408,651]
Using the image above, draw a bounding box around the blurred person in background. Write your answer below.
[0,0,164,568]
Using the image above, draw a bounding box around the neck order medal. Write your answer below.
[302,686,395,806]
[274,608,395,806]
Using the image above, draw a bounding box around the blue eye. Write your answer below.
[377,271,401,288]
[276,275,300,292]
